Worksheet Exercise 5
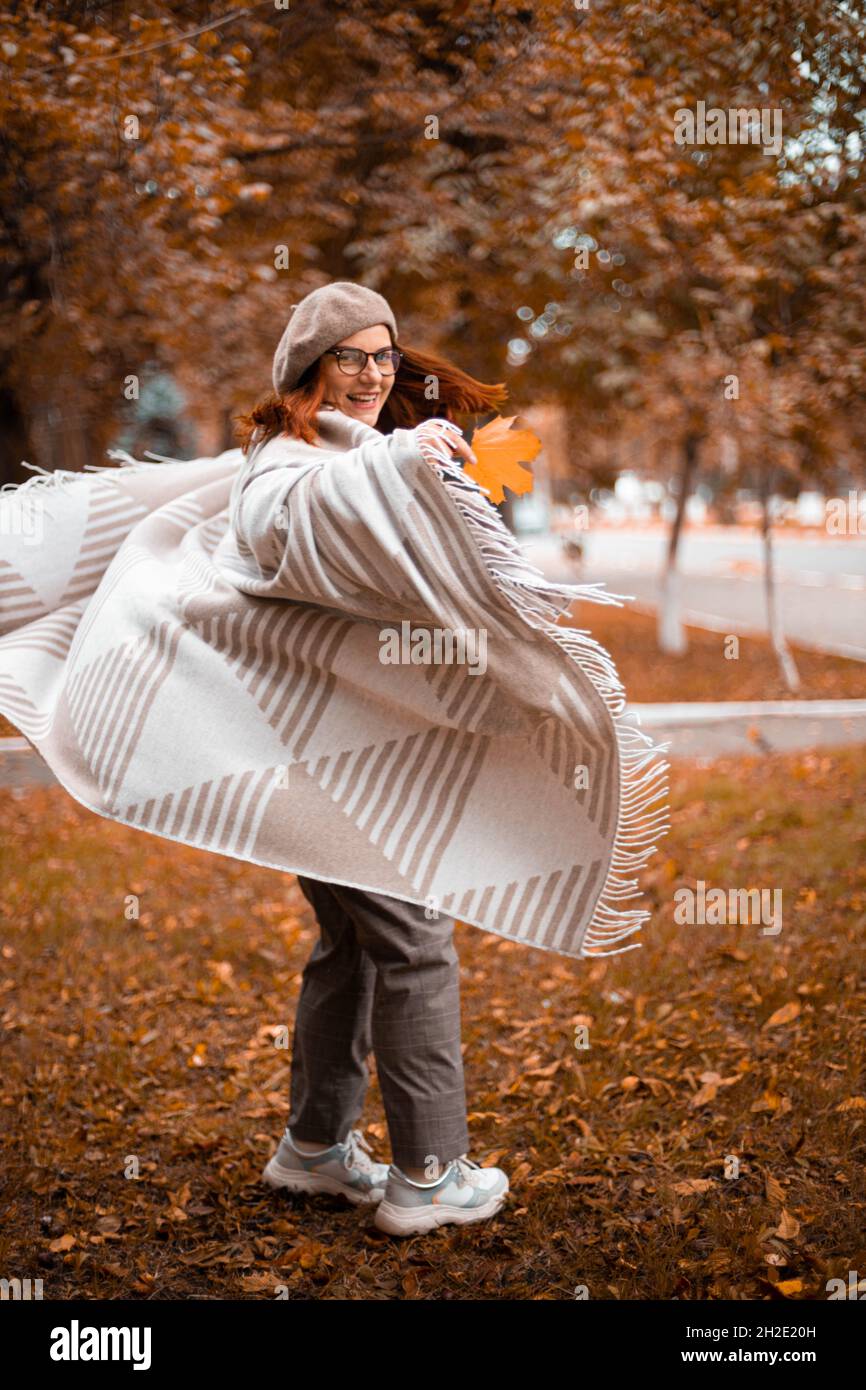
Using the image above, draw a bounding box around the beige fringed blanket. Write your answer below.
[0,408,668,958]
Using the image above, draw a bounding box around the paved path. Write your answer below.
[0,738,59,791]
[629,699,866,759]
[522,530,866,661]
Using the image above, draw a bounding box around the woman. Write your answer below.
[237,280,511,1236]
[0,283,664,1241]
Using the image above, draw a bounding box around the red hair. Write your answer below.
[235,341,507,453]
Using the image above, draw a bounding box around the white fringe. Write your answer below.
[419,420,670,959]
[0,450,180,495]
[0,451,206,523]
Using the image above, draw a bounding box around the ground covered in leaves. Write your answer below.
[1,745,864,1300]
[568,602,865,703]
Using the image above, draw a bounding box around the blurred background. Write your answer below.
[1,0,864,712]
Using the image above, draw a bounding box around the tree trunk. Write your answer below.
[498,491,517,534]
[658,431,700,654]
[0,387,33,490]
[29,392,92,476]
[759,474,800,692]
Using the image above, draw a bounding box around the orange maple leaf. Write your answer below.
[464,415,541,504]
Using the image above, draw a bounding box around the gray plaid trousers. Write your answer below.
[286,875,470,1169]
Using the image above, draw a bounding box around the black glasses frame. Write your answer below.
[323,347,403,376]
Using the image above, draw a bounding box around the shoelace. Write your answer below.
[341,1128,377,1175]
[451,1154,483,1187]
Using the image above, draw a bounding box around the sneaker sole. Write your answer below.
[262,1156,383,1206]
[373,1190,508,1235]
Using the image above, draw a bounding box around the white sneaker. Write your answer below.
[374,1155,509,1235]
[262,1128,389,1205]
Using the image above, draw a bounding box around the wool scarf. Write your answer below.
[0,408,668,958]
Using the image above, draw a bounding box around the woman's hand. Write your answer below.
[413,417,478,468]
[448,431,478,467]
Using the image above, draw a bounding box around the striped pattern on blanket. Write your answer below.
[0,408,668,958]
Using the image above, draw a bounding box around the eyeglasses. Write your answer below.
[323,347,403,376]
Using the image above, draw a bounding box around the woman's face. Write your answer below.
[317,324,396,427]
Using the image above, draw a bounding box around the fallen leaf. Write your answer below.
[763,1001,801,1029]
[482,1149,508,1167]
[525,1060,563,1078]
[239,1271,281,1294]
[774,1209,801,1240]
[49,1234,76,1252]
[690,1079,719,1107]
[776,1278,804,1296]
[284,1239,329,1269]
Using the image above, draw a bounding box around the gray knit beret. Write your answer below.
[271,281,398,395]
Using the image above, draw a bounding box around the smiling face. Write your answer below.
[317,324,396,427]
